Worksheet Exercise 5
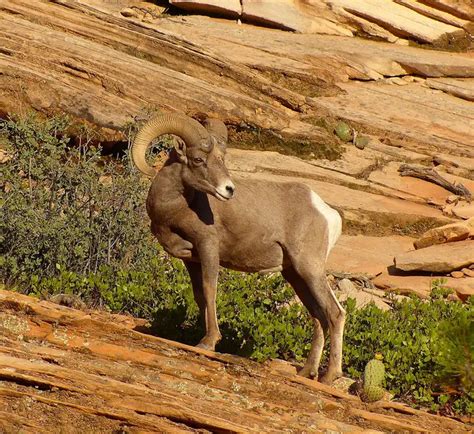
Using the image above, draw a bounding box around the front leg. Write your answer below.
[185,244,221,351]
[163,235,193,259]
[152,223,193,259]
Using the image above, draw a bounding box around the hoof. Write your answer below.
[297,366,318,379]
[196,335,220,351]
[196,342,214,351]
[320,371,343,385]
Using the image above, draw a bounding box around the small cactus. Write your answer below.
[362,353,385,402]
[355,135,369,150]
[334,121,353,142]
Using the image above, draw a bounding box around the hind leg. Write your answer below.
[302,270,345,384]
[282,267,327,379]
[284,263,346,384]
[320,280,345,384]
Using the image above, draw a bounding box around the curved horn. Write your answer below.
[131,113,212,177]
[202,118,228,143]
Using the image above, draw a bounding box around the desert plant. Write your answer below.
[0,113,154,291]
[362,354,386,402]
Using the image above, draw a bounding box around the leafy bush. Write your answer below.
[1,113,155,292]
[343,296,473,415]
[1,114,472,416]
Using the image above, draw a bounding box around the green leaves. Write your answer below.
[1,113,152,284]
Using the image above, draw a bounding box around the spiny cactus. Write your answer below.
[334,121,353,142]
[362,353,386,402]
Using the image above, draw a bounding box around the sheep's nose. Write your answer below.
[216,180,235,200]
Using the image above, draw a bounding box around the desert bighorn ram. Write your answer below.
[132,113,344,383]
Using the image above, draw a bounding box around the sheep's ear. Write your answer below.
[211,135,227,152]
[174,138,188,164]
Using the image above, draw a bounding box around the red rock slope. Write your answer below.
[0,289,470,433]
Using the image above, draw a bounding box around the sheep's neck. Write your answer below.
[151,161,194,214]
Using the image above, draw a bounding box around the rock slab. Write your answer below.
[1,289,465,433]
[394,240,474,272]
[170,0,241,17]
[373,273,474,299]
[414,220,472,249]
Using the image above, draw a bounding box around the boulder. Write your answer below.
[394,240,474,273]
[169,1,242,18]
[462,268,474,277]
[413,221,471,249]
[455,285,474,302]
[337,279,391,311]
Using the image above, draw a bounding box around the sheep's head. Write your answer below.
[132,114,234,201]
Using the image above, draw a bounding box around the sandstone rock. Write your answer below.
[369,162,463,206]
[337,279,391,311]
[413,221,470,249]
[455,285,474,302]
[241,0,352,35]
[120,7,140,18]
[451,271,464,278]
[394,240,474,273]
[332,6,399,42]
[420,0,474,21]
[426,78,474,102]
[267,358,297,376]
[452,203,474,220]
[466,217,474,234]
[314,83,474,159]
[462,268,474,277]
[1,289,464,432]
[48,294,87,310]
[328,0,467,44]
[170,0,242,18]
[372,273,474,298]
[328,236,417,277]
[394,0,472,30]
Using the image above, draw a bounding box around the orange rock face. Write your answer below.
[0,289,469,432]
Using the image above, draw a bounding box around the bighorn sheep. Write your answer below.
[132,113,344,383]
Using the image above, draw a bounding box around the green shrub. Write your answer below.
[1,114,472,416]
[343,296,473,414]
[1,113,154,291]
[434,308,473,414]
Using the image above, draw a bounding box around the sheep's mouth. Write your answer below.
[214,190,231,201]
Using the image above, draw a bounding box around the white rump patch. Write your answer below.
[310,191,342,258]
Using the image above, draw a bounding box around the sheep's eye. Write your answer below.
[193,157,204,164]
